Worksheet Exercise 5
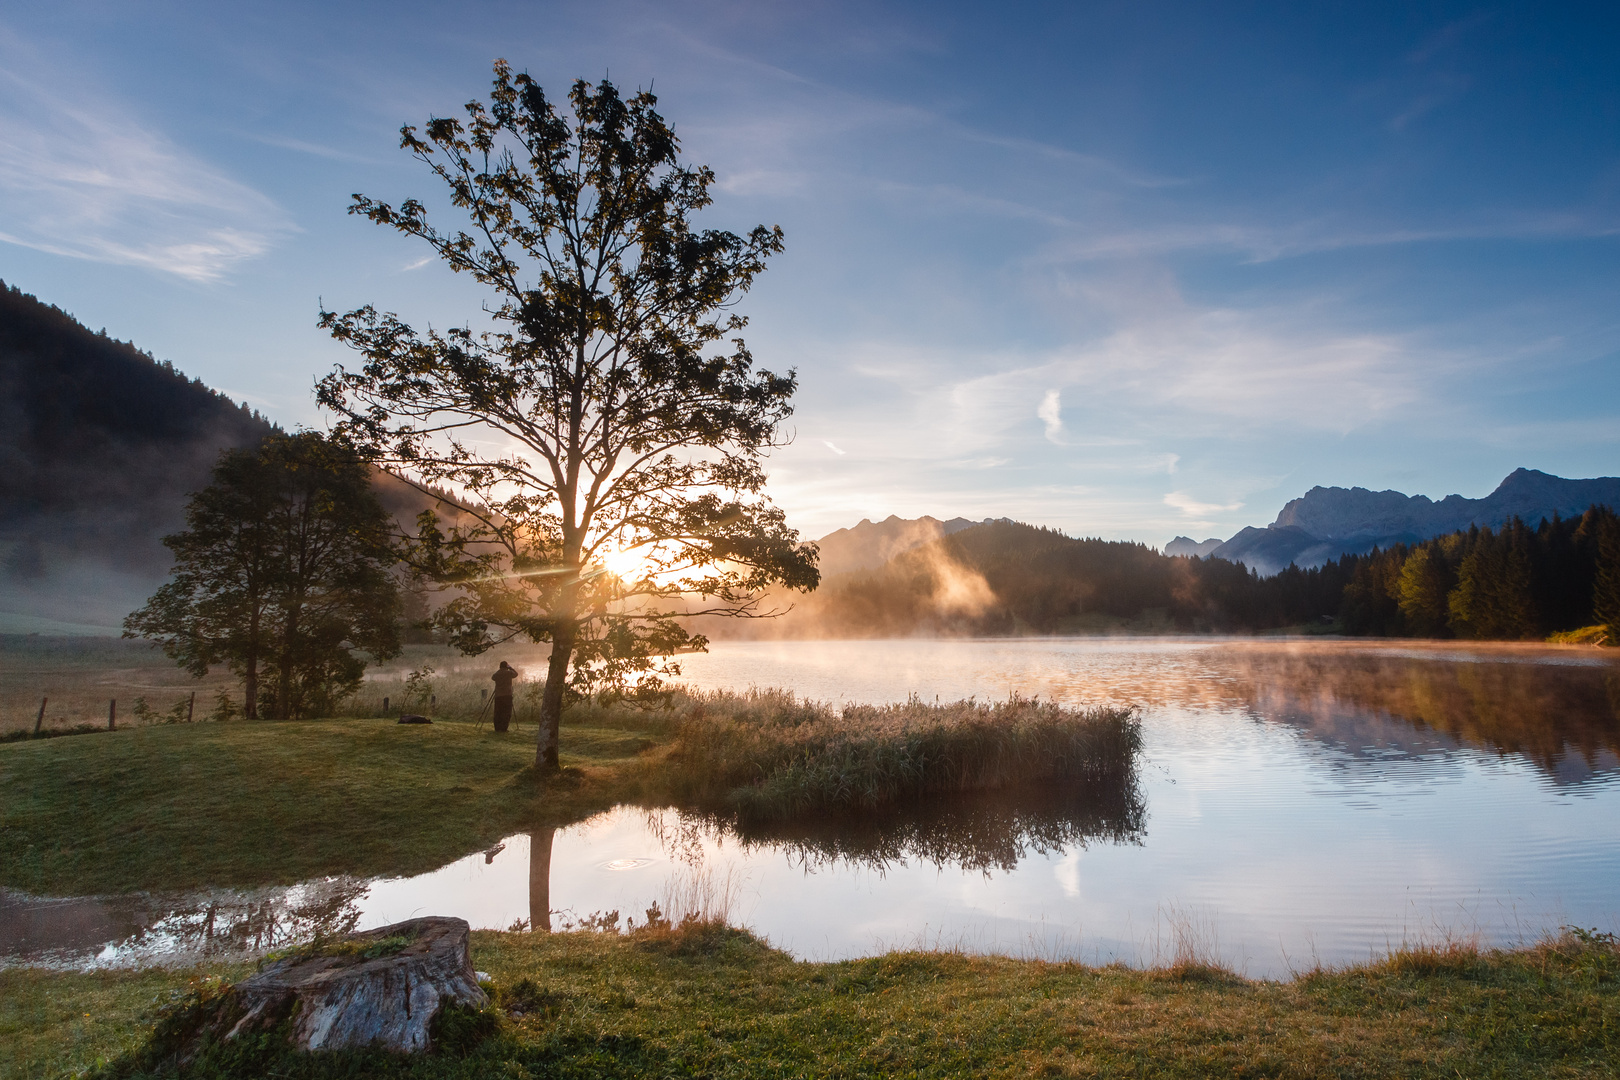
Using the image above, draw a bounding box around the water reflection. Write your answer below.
[664,781,1145,875]
[1,780,1142,965]
[1,877,366,967]
[1213,645,1620,782]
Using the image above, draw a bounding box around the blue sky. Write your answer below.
[2,1,1617,543]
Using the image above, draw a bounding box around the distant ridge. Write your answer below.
[1204,469,1620,575]
[1165,536,1222,558]
[0,281,279,629]
[0,281,465,633]
[813,514,983,577]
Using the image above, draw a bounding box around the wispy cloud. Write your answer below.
[0,48,290,282]
[821,439,847,455]
[1037,389,1063,442]
[249,132,378,164]
[1164,491,1244,517]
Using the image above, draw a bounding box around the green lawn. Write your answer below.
[0,718,651,896]
[4,927,1616,1079]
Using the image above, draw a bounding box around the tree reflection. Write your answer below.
[10,877,375,966]
[529,827,555,931]
[649,775,1145,876]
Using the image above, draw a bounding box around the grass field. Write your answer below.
[3,926,1616,1079]
[0,640,549,736]
[0,715,646,897]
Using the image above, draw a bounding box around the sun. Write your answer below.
[598,543,653,581]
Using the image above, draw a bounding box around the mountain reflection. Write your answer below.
[1214,645,1620,782]
[650,777,1146,875]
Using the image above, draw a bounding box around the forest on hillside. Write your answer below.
[774,512,1620,642]
[0,280,275,587]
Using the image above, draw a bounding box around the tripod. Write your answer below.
[474,693,493,730]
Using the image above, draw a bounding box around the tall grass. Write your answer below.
[650,689,1142,823]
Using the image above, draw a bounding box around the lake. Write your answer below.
[4,637,1618,978]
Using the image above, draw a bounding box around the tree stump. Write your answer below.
[220,916,485,1053]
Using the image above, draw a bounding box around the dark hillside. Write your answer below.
[0,281,276,629]
[792,521,1349,637]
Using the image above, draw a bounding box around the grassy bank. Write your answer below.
[643,690,1140,823]
[0,690,1136,897]
[0,715,649,897]
[5,926,1616,1078]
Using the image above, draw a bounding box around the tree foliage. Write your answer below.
[317,62,818,767]
[124,433,402,720]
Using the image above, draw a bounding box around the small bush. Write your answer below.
[1371,941,1485,979]
[630,911,772,959]
[1547,625,1610,645]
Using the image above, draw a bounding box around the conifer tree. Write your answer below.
[1593,510,1620,643]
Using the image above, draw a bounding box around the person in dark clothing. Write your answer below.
[491,661,518,732]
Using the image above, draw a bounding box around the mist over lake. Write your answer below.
[9,636,1615,980]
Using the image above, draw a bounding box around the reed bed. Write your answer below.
[653,689,1142,823]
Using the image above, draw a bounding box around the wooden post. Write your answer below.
[109,699,117,731]
[382,695,390,716]
[187,692,196,723]
[429,694,436,715]
[34,696,47,735]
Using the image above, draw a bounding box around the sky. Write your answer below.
[2,0,1618,545]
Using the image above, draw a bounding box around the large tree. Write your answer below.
[318,62,818,768]
[125,432,402,720]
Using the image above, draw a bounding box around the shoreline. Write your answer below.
[6,927,1617,1077]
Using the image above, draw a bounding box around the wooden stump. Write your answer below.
[220,916,485,1053]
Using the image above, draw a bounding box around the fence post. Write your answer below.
[35,697,47,735]
[382,696,390,716]
[109,699,117,731]
[187,692,196,723]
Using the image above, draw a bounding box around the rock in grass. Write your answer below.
[179,917,485,1056]
[397,714,431,724]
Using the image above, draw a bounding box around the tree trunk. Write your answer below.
[277,651,294,721]
[537,624,573,770]
[276,593,303,721]
[244,606,260,720]
[528,827,555,932]
[244,658,258,721]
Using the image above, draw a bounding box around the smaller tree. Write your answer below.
[125,432,403,719]
[1593,509,1620,643]
[1447,525,1537,640]
[1392,545,1454,637]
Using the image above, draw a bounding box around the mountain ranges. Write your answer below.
[1166,468,1620,576]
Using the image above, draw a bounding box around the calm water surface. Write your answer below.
[5,638,1619,978]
